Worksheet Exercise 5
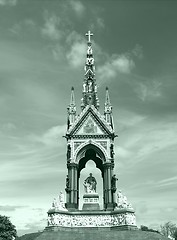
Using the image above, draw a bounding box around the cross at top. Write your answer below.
[85,30,93,43]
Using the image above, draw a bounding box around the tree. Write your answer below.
[0,215,17,240]
[160,222,177,239]
[173,228,177,240]
[141,225,149,231]
[140,225,160,233]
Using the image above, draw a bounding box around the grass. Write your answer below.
[18,229,170,240]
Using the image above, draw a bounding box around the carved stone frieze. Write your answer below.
[47,212,136,228]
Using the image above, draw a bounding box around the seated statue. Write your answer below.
[83,173,97,193]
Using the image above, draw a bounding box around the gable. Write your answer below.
[75,115,106,135]
[67,105,113,136]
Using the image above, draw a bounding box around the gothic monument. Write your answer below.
[46,31,137,230]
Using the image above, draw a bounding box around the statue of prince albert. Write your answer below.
[83,173,97,193]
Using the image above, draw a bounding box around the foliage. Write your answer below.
[0,215,17,240]
[140,225,160,233]
[160,222,177,239]
[173,228,177,240]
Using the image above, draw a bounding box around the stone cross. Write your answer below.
[86,30,93,43]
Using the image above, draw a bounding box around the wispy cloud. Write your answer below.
[66,31,86,68]
[28,125,66,147]
[136,80,162,101]
[41,12,62,41]
[69,0,85,17]
[10,19,36,35]
[97,53,135,83]
[156,176,177,187]
[0,0,17,6]
[0,205,26,211]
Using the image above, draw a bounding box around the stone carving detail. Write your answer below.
[97,141,107,150]
[47,212,136,227]
[66,144,71,161]
[110,143,114,158]
[116,190,133,209]
[65,175,70,192]
[74,142,83,151]
[111,174,118,193]
[51,192,68,211]
[83,173,97,193]
[83,119,97,133]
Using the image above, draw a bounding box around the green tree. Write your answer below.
[0,215,17,240]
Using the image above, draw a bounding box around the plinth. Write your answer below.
[82,193,100,211]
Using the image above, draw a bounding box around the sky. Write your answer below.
[0,0,177,236]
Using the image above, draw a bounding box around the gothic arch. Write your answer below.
[74,139,108,163]
[74,142,106,177]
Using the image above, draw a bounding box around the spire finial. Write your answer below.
[81,31,99,110]
[104,87,113,127]
[85,30,93,43]
[70,87,75,105]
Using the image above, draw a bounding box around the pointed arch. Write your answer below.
[74,141,107,177]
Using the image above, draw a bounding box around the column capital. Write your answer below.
[67,162,78,169]
[103,162,112,169]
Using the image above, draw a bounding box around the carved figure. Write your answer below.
[88,81,92,92]
[65,175,70,191]
[116,190,133,209]
[84,173,97,193]
[87,45,93,55]
[59,191,64,203]
[110,144,114,158]
[111,174,118,193]
[52,198,58,208]
[83,83,87,92]
[67,144,71,160]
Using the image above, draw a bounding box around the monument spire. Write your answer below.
[104,87,114,128]
[67,86,76,128]
[81,30,99,110]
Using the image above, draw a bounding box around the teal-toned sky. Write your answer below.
[0,0,177,236]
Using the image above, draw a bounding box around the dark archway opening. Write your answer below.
[78,148,104,210]
[78,149,104,178]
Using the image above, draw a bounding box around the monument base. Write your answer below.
[82,193,100,211]
[47,208,137,230]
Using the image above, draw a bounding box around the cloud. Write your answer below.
[0,205,26,211]
[0,0,17,6]
[136,80,162,101]
[132,44,143,59]
[2,122,16,131]
[156,176,177,188]
[96,17,105,29]
[41,12,62,41]
[10,19,36,35]
[69,0,85,17]
[97,54,135,83]
[66,41,86,68]
[28,125,66,147]
[66,31,86,68]
[90,17,105,31]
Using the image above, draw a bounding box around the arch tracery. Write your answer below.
[74,140,108,163]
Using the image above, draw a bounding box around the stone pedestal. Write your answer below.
[46,208,137,229]
[82,193,100,211]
